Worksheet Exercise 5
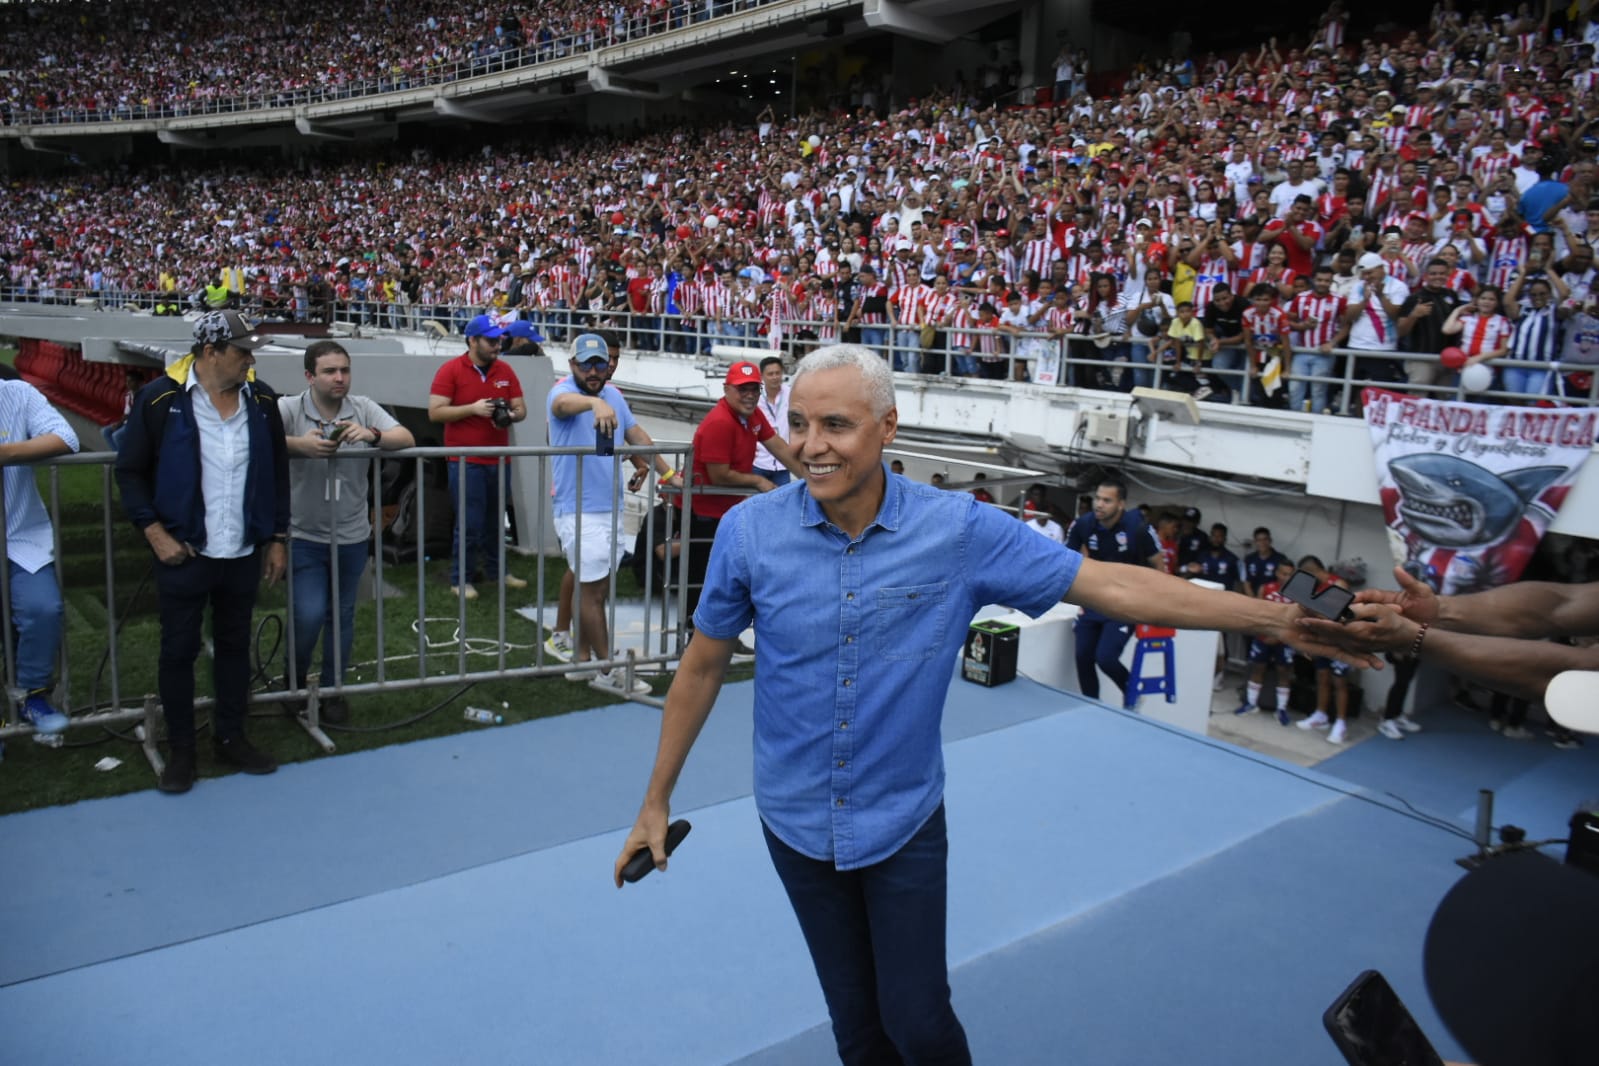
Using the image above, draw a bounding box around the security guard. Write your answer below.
[1064,475,1161,700]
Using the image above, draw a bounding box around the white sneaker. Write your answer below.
[448,583,478,601]
[1502,724,1533,740]
[590,670,652,697]
[544,631,574,663]
[1327,719,1347,744]
[1212,673,1225,691]
[1396,715,1422,733]
[1297,710,1330,731]
[1377,719,1405,741]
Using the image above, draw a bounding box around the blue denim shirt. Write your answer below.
[694,471,1082,870]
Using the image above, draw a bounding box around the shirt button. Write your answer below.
[846,546,856,554]
[846,592,855,600]
[842,678,852,687]
[836,797,846,807]
[837,759,846,767]
[839,721,848,729]
[845,635,854,644]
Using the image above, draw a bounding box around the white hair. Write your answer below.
[791,344,896,417]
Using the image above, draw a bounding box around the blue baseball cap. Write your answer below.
[504,320,544,343]
[570,333,610,365]
[464,314,505,339]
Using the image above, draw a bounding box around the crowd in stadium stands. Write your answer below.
[0,0,782,122]
[7,2,1599,407]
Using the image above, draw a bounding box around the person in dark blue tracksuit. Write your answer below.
[1064,476,1160,700]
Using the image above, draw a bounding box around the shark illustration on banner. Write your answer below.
[1362,388,1597,595]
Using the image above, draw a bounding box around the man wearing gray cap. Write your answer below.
[115,310,290,794]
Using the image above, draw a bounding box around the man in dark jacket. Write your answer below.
[115,310,290,794]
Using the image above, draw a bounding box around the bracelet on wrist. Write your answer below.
[1409,622,1429,660]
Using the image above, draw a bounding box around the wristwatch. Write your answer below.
[269,534,288,544]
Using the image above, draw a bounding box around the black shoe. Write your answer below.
[212,734,278,775]
[319,696,349,725]
[159,747,197,794]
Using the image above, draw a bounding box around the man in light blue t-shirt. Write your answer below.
[547,333,680,695]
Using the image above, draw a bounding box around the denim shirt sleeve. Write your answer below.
[964,497,1082,616]
[693,505,754,639]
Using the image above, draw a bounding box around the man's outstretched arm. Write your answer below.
[1353,566,1599,640]
[613,632,737,887]
[1068,557,1380,667]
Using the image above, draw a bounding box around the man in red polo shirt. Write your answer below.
[682,361,803,616]
[1262,194,1323,278]
[427,314,528,600]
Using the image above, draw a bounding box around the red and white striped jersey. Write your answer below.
[922,291,956,326]
[1402,240,1438,270]
[1021,238,1061,279]
[1242,304,1293,356]
[1443,267,1477,296]
[948,304,980,348]
[1231,239,1267,274]
[811,294,841,342]
[1484,235,1528,291]
[700,282,734,321]
[895,283,930,325]
[1454,311,1513,356]
[1288,291,1347,347]
[1191,256,1235,308]
[886,258,915,296]
[1471,150,1518,187]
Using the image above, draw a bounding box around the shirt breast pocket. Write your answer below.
[873,582,949,662]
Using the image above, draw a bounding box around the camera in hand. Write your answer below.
[488,397,513,428]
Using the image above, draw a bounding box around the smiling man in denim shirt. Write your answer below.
[615,344,1370,1065]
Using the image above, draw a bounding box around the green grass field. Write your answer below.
[0,459,719,814]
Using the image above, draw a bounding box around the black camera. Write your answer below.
[489,397,513,428]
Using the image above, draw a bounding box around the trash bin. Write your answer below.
[962,619,1018,687]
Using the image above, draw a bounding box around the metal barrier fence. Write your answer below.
[0,442,723,781]
[6,289,1594,411]
[0,0,788,127]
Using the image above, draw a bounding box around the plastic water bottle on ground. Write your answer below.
[463,706,503,725]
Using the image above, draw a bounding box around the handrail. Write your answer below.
[10,291,1596,413]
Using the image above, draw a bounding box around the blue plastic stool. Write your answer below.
[1125,624,1177,709]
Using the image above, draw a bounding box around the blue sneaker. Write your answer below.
[1275,706,1290,726]
[1233,702,1259,716]
[19,695,69,735]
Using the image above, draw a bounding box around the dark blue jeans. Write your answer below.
[763,804,972,1066]
[288,538,367,687]
[154,551,260,747]
[447,459,507,585]
[1075,611,1132,700]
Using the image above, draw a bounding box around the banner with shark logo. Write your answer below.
[1362,388,1597,595]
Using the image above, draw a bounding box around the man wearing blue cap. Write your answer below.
[547,332,679,695]
[428,314,528,600]
[500,319,546,357]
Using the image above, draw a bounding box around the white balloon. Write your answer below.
[808,134,821,147]
[703,214,720,229]
[1461,363,1494,393]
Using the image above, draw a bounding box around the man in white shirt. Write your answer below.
[1022,502,1066,544]
[0,380,78,743]
[1223,143,1255,190]
[752,356,793,487]
[115,310,290,794]
[1342,252,1412,386]
[1269,159,1325,219]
